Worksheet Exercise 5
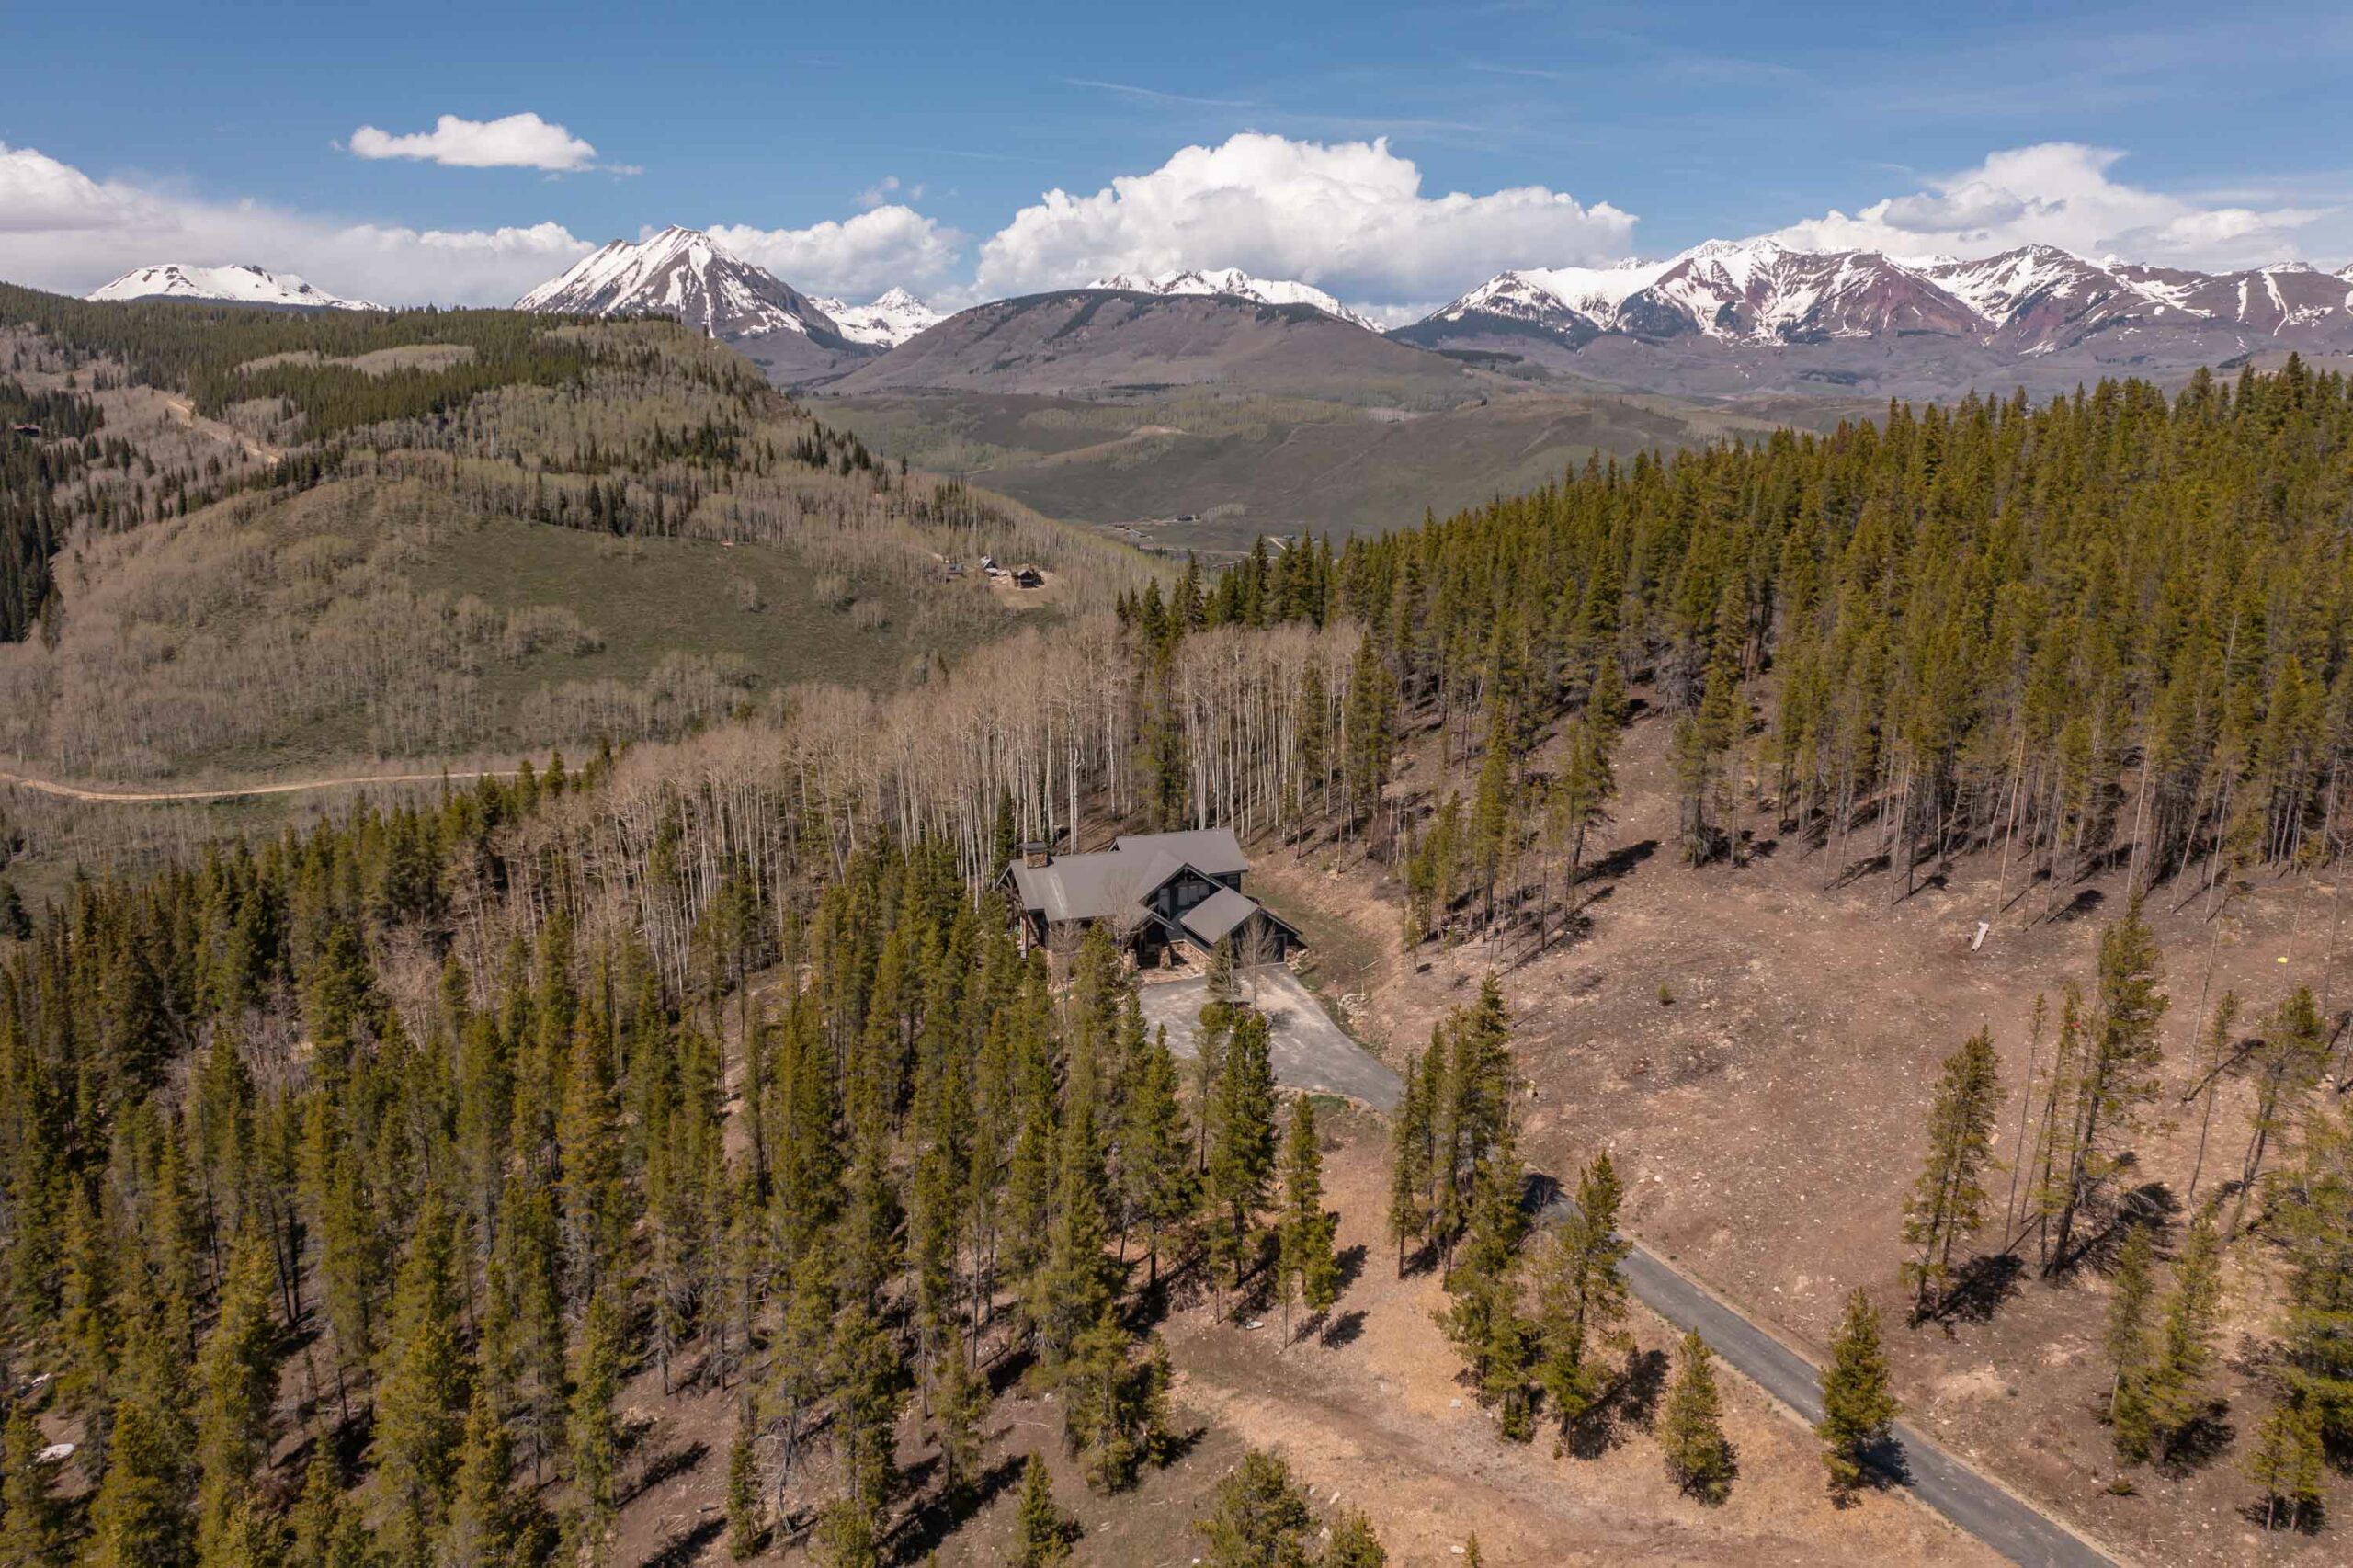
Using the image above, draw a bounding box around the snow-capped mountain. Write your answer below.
[86,263,381,312]
[515,226,851,345]
[1088,267,1384,333]
[1403,238,2353,386]
[808,288,945,348]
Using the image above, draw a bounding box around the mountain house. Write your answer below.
[1004,827,1302,967]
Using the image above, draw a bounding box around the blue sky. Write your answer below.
[5,0,2351,310]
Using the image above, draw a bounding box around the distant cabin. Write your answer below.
[1003,827,1302,967]
[1012,565,1045,588]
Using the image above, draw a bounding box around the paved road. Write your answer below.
[1574,1224,2118,1568]
[1152,980,2114,1565]
[1138,967,1403,1109]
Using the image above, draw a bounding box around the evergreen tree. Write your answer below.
[1815,1289,1898,1500]
[724,1398,762,1561]
[2143,1209,2224,1459]
[1438,1121,1535,1439]
[83,1395,195,1568]
[825,1299,909,1562]
[1533,1153,1631,1435]
[1385,1052,1433,1276]
[374,1196,467,1556]
[2273,1100,2353,1447]
[1901,1029,2006,1319]
[1011,1453,1076,1567]
[929,1324,988,1506]
[0,1404,64,1568]
[567,1289,626,1568]
[1659,1329,1735,1504]
[2245,1393,2324,1532]
[287,1443,366,1568]
[1195,1447,1315,1568]
[197,1495,285,1568]
[446,1387,518,1568]
[1119,1025,1195,1289]
[2105,1224,2159,1462]
[192,1233,282,1559]
[1324,1507,1388,1567]
[2046,904,2168,1273]
[1205,1009,1277,1301]
[1275,1096,1341,1344]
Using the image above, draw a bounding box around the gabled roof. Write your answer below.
[1109,827,1246,876]
[1178,887,1263,945]
[1005,826,1248,926]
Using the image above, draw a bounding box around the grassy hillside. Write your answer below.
[0,291,1154,783]
[820,383,1854,556]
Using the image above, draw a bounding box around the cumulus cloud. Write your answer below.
[0,141,593,305]
[347,112,605,173]
[973,131,1635,306]
[1774,143,2322,269]
[707,206,961,301]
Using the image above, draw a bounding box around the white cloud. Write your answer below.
[0,141,593,305]
[707,206,961,301]
[973,131,1635,306]
[857,175,925,210]
[0,142,142,232]
[1774,143,2325,270]
[347,112,604,173]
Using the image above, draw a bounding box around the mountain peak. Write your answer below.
[1084,267,1381,332]
[86,263,381,312]
[808,289,946,348]
[514,228,845,343]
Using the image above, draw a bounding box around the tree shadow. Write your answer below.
[638,1517,722,1568]
[1561,1347,1669,1459]
[1319,1310,1367,1350]
[2051,887,2107,924]
[1518,1169,1565,1220]
[984,1344,1039,1401]
[620,1439,710,1507]
[1860,1431,1913,1491]
[1334,1243,1369,1295]
[1829,852,1891,889]
[1586,839,1658,883]
[2043,1177,2176,1280]
[2155,1403,2236,1478]
[1927,1252,2024,1328]
[2237,1496,2329,1536]
[891,1454,1024,1564]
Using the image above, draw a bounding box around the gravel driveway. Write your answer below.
[1137,967,1401,1110]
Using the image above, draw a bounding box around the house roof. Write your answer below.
[1178,887,1263,945]
[1109,828,1246,876]
[1180,887,1302,947]
[1006,826,1247,925]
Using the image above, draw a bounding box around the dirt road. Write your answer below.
[161,393,282,463]
[0,767,508,803]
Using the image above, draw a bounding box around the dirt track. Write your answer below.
[0,767,509,803]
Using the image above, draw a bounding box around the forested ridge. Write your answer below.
[0,744,1404,1566]
[0,288,1153,789]
[1141,358,2353,945]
